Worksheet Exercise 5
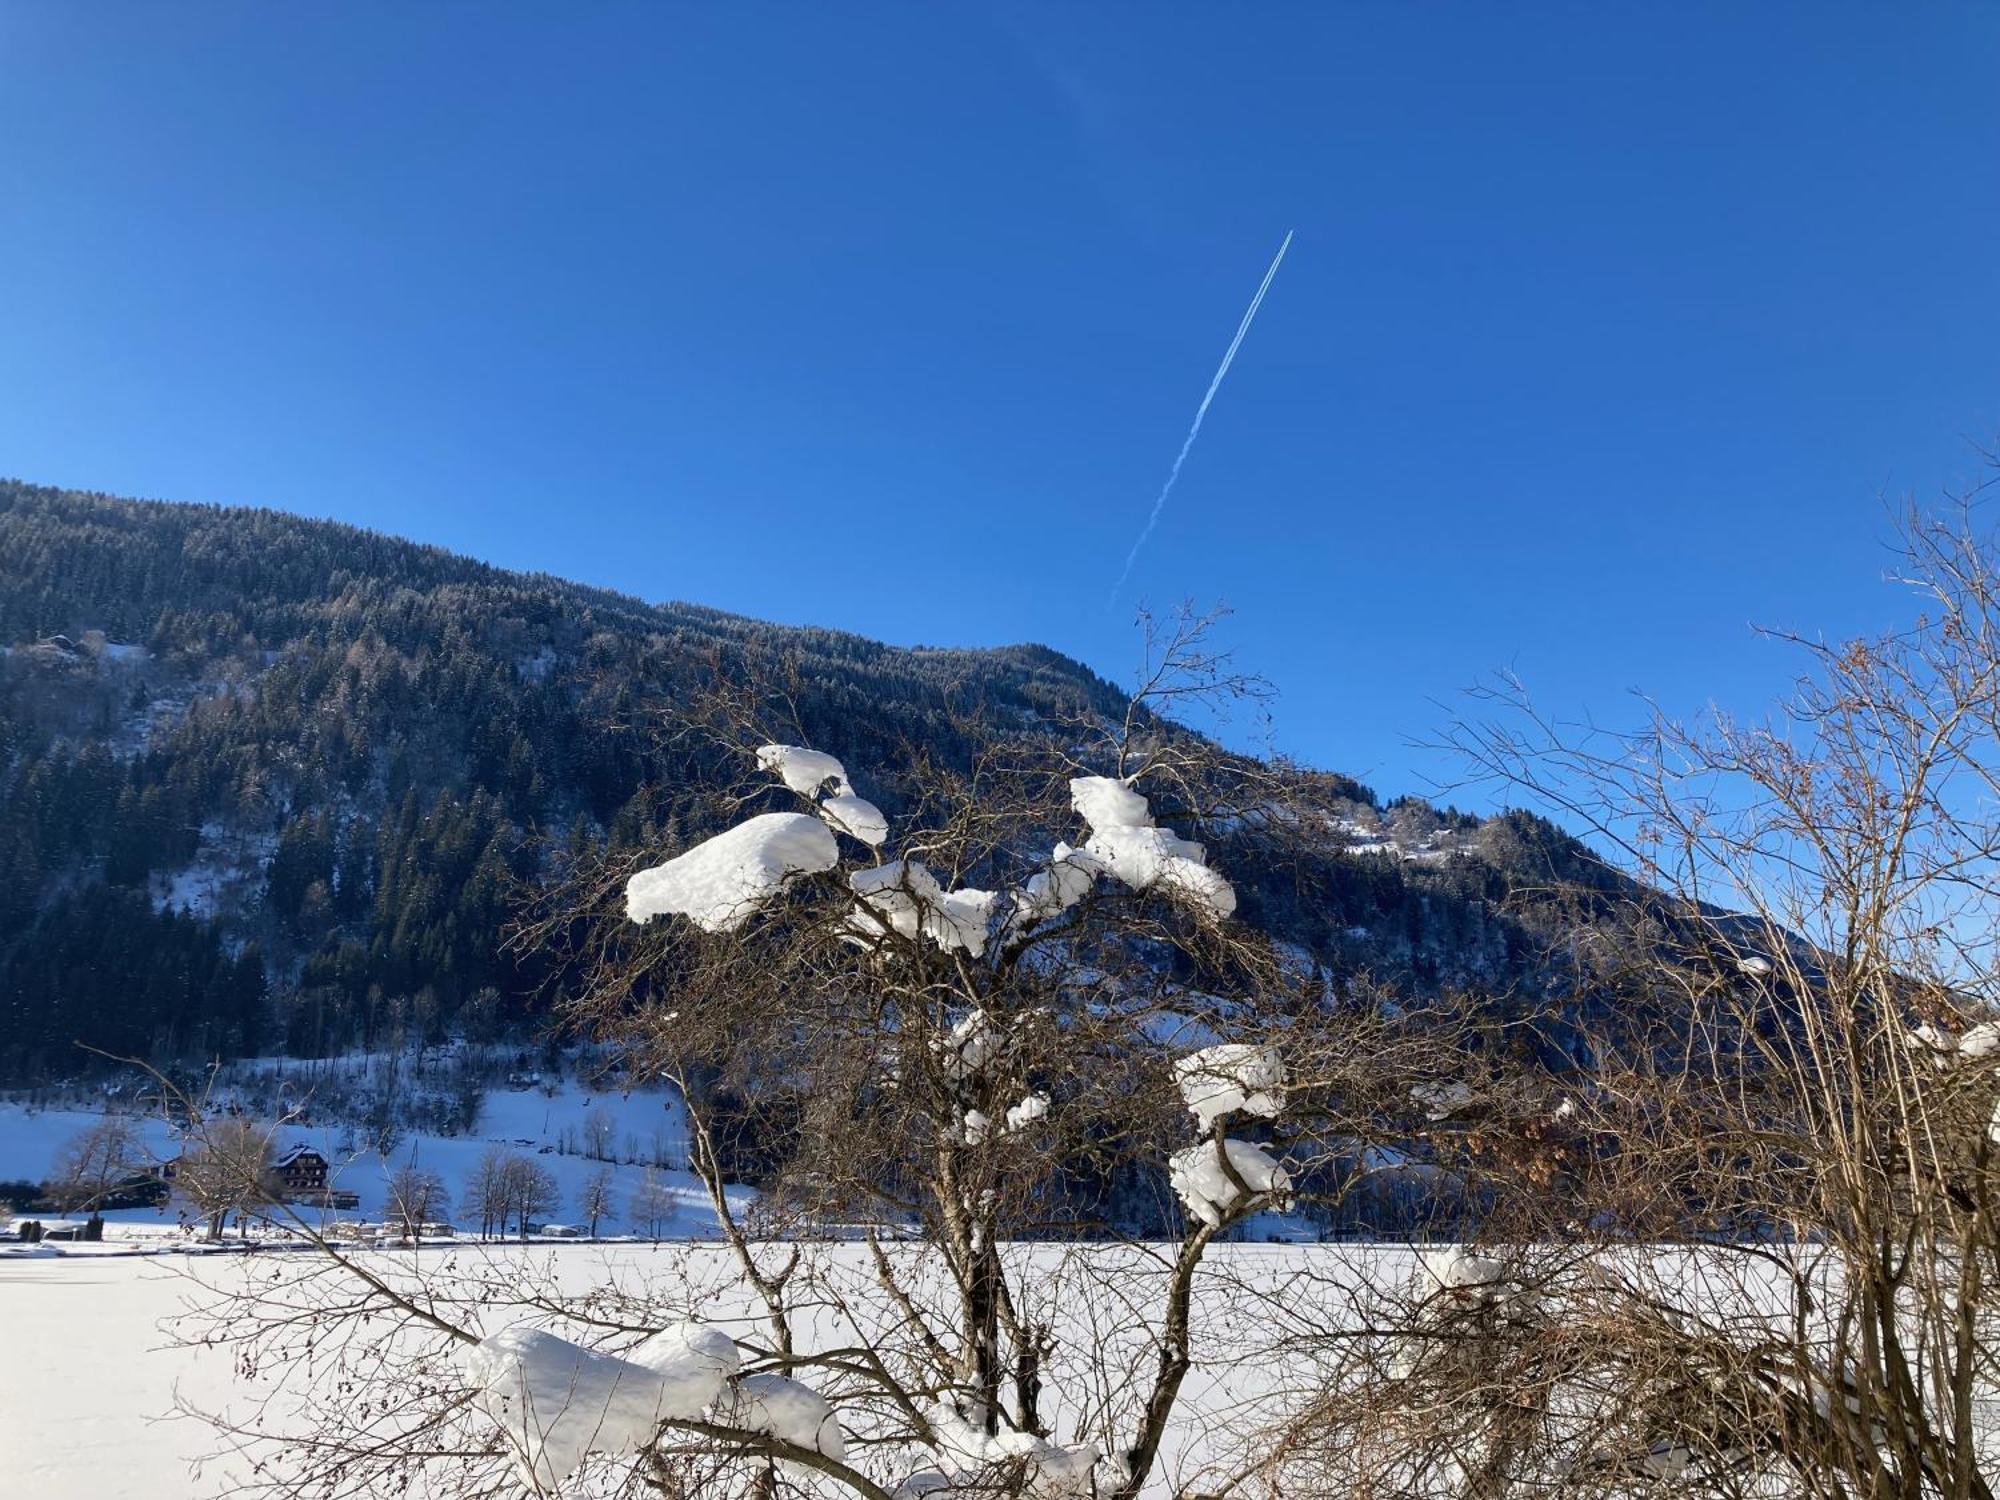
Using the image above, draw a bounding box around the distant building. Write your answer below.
[272,1145,330,1198]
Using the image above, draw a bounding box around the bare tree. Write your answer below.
[504,1154,560,1239]
[1262,494,2000,1500]
[174,1117,276,1242]
[579,1165,617,1238]
[584,1105,617,1162]
[49,1115,144,1214]
[630,1166,676,1238]
[164,609,1467,1498]
[386,1162,447,1244]
[461,1145,512,1240]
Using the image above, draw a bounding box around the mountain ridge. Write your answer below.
[0,479,1589,1083]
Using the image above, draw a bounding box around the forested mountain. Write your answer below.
[0,480,1603,1083]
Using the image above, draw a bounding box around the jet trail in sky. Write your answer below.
[1109,229,1293,606]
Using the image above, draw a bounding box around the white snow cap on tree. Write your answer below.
[462,1326,676,1490]
[1068,776,1236,919]
[1009,842,1103,929]
[1904,1019,2000,1062]
[850,862,998,958]
[1168,1137,1291,1228]
[962,1108,993,1146]
[713,1371,848,1465]
[755,744,853,798]
[1960,1021,2000,1059]
[626,813,840,932]
[929,888,999,956]
[625,1322,741,1414]
[1069,775,1152,831]
[851,859,943,941]
[926,1397,1102,1497]
[1005,1092,1050,1132]
[1175,1044,1285,1126]
[819,792,889,847]
[1418,1246,1509,1300]
[937,1009,1003,1081]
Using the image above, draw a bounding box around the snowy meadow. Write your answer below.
[0,1239,1376,1499]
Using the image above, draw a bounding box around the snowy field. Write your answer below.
[0,1239,1365,1499]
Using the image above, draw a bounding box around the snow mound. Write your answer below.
[850,862,998,957]
[1005,1093,1049,1132]
[820,792,889,847]
[1168,1137,1290,1228]
[1070,775,1152,830]
[1417,1246,1509,1299]
[1068,777,1236,920]
[462,1325,670,1489]
[756,744,852,798]
[627,1322,741,1414]
[1010,842,1102,929]
[627,813,840,932]
[714,1371,847,1464]
[928,1398,1101,1497]
[1175,1044,1285,1125]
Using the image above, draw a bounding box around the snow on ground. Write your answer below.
[0,1240,1384,1500]
[149,820,277,918]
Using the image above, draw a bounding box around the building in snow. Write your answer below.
[272,1145,357,1207]
[273,1145,330,1196]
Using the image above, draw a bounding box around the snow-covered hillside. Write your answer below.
[0,1056,745,1239]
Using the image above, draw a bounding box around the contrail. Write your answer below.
[1110,229,1293,606]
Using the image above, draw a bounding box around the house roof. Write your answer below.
[273,1144,327,1168]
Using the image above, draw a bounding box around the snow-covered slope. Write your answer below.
[0,1064,744,1237]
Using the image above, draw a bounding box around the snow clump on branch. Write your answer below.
[755,744,888,847]
[1005,1092,1049,1132]
[849,861,1000,958]
[626,812,841,932]
[463,1324,731,1490]
[1008,842,1102,930]
[626,1321,741,1407]
[1168,1137,1291,1228]
[713,1371,849,1465]
[1417,1246,1511,1302]
[1175,1043,1285,1125]
[819,791,889,847]
[937,1009,1003,1081]
[925,1396,1102,1497]
[1068,775,1236,919]
[755,744,852,798]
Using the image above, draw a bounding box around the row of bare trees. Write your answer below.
[459,1147,562,1240]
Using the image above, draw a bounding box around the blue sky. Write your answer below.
[3,4,1996,804]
